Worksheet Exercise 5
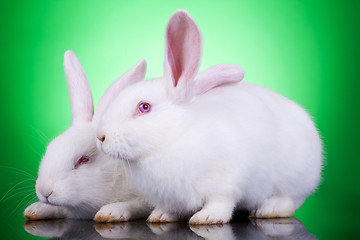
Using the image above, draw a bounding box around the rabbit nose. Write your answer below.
[44,191,53,199]
[97,135,106,142]
[40,190,53,202]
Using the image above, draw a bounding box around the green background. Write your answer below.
[0,0,359,239]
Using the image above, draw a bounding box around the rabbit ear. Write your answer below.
[163,10,202,102]
[93,59,146,122]
[64,51,94,123]
[194,64,245,95]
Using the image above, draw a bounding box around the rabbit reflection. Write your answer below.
[24,217,316,240]
[191,218,317,240]
[24,220,199,240]
[24,219,100,239]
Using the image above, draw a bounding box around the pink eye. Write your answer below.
[74,155,90,169]
[138,102,151,114]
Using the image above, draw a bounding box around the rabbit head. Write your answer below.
[97,10,244,161]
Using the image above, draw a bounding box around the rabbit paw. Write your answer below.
[189,209,231,225]
[249,197,295,218]
[94,202,132,222]
[147,208,181,223]
[24,202,65,220]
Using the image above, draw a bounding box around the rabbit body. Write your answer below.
[97,10,322,224]
[100,79,321,223]
[141,81,320,211]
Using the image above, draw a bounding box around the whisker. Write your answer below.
[125,157,134,185]
[24,140,43,158]
[4,186,35,194]
[2,189,35,202]
[0,166,36,179]
[9,191,36,217]
[123,160,130,186]
[25,133,46,146]
[0,179,35,202]
[24,196,39,210]
[30,125,51,143]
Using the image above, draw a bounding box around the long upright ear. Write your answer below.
[163,10,202,102]
[92,59,146,123]
[194,64,245,95]
[64,51,94,123]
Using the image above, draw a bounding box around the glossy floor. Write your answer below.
[24,217,315,240]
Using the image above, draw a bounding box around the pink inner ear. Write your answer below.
[64,51,94,123]
[164,10,202,90]
[167,45,178,86]
[194,64,245,95]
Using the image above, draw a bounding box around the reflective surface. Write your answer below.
[24,217,316,240]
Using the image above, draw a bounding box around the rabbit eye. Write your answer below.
[138,102,151,114]
[74,155,90,169]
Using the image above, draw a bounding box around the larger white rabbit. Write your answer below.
[24,51,151,221]
[97,10,322,224]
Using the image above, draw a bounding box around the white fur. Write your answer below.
[24,51,151,221]
[97,10,322,224]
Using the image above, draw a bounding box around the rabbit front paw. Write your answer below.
[94,202,133,222]
[189,208,231,225]
[24,202,65,220]
[189,198,235,225]
[147,208,182,223]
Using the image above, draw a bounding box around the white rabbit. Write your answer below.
[96,10,322,224]
[24,51,151,221]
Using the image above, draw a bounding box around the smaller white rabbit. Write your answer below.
[24,51,151,221]
[96,10,322,224]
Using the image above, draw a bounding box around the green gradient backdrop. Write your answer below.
[0,0,359,239]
